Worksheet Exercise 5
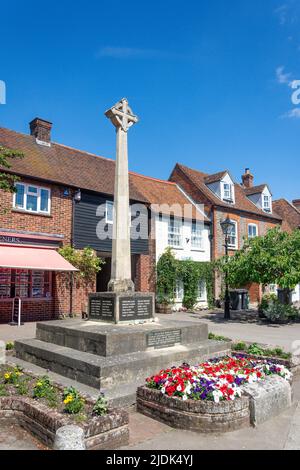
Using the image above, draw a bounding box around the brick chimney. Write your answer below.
[242,168,254,188]
[30,118,52,145]
[292,199,300,211]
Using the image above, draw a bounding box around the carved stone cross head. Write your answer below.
[105,98,138,132]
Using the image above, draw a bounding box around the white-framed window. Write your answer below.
[191,222,203,250]
[263,195,271,212]
[168,219,183,248]
[197,280,206,301]
[248,223,258,239]
[227,221,238,249]
[222,183,234,202]
[13,183,51,215]
[106,201,114,224]
[175,279,184,301]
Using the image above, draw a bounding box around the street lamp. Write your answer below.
[220,217,235,320]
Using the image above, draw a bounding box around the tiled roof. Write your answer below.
[171,163,282,221]
[204,171,228,184]
[244,184,268,196]
[129,172,208,221]
[0,126,207,222]
[273,199,300,232]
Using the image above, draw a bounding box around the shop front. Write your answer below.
[0,232,77,324]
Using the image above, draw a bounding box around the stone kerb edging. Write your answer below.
[0,396,129,450]
[137,375,292,433]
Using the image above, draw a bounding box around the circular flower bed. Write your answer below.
[146,356,291,403]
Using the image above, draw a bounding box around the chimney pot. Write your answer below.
[242,168,254,188]
[30,118,52,145]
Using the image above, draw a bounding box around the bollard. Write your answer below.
[0,341,5,365]
[53,425,86,450]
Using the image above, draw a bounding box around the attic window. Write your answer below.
[263,195,271,212]
[223,183,234,202]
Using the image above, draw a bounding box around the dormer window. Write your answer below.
[263,195,271,212]
[223,183,233,202]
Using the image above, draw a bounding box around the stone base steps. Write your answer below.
[15,338,231,406]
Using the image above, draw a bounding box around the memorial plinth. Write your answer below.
[88,292,155,324]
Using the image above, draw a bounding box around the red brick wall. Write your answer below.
[0,177,73,243]
[0,299,55,324]
[0,177,74,322]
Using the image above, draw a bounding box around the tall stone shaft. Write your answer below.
[105,98,138,293]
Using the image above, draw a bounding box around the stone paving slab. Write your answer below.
[284,403,300,450]
[0,424,48,450]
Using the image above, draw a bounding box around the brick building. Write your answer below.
[170,164,282,305]
[0,118,211,323]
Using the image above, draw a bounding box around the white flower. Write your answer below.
[182,395,188,401]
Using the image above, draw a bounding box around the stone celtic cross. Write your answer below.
[105,98,139,293]
[105,98,138,132]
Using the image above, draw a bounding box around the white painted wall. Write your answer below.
[155,214,211,309]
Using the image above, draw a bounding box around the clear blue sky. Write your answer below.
[1,0,300,200]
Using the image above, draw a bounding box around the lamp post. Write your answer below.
[220,217,235,320]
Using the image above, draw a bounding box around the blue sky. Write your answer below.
[0,0,300,200]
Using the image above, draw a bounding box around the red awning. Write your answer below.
[0,246,78,271]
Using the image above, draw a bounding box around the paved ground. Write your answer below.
[0,424,47,450]
[157,311,300,353]
[0,322,36,343]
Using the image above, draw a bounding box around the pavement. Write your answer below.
[157,311,300,353]
[0,321,36,343]
[0,424,47,450]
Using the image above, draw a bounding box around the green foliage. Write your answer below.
[156,247,178,305]
[262,298,299,324]
[59,246,104,286]
[33,375,58,407]
[259,294,278,313]
[5,341,14,351]
[233,342,291,359]
[0,146,23,193]
[0,384,8,396]
[3,366,23,385]
[15,377,30,396]
[63,386,85,414]
[93,393,108,416]
[247,343,264,356]
[217,227,300,294]
[232,341,247,351]
[208,332,231,342]
[156,248,214,309]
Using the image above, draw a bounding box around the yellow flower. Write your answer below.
[36,382,43,387]
[15,371,22,377]
[4,372,11,380]
[64,394,74,404]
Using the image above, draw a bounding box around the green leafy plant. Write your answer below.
[93,393,108,416]
[33,376,58,407]
[63,386,85,414]
[232,341,247,351]
[259,294,278,314]
[15,377,30,396]
[262,299,299,324]
[0,146,23,192]
[3,366,23,385]
[5,341,14,351]
[216,227,300,304]
[208,332,231,342]
[0,384,8,396]
[156,247,178,305]
[247,343,264,356]
[156,248,214,309]
[59,246,104,286]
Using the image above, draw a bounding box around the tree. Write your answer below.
[58,246,104,286]
[217,227,300,303]
[0,146,23,193]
